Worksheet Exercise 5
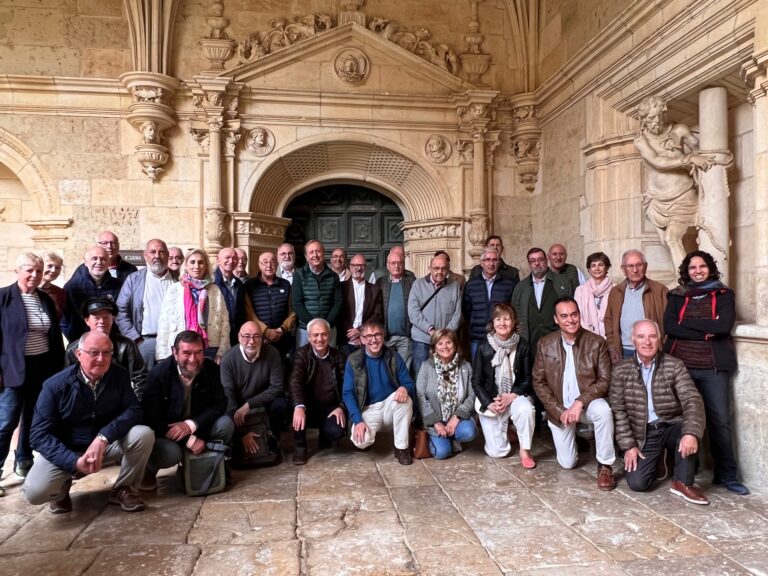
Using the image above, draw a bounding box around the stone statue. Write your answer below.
[140,121,159,144]
[634,96,714,269]
[246,127,274,156]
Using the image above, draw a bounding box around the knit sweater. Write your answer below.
[220,343,284,417]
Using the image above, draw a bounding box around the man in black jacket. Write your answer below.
[140,330,233,490]
[289,318,347,464]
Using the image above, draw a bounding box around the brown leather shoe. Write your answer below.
[597,464,616,491]
[109,486,146,512]
[670,480,709,505]
[394,447,413,465]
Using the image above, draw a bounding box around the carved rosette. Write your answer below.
[120,72,180,181]
[333,48,370,86]
[507,93,541,193]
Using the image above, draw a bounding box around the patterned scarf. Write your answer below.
[575,276,614,337]
[486,331,520,395]
[433,352,461,422]
[182,273,210,347]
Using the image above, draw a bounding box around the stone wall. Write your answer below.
[0,0,130,78]
[0,162,33,285]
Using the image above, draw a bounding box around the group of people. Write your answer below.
[0,231,748,514]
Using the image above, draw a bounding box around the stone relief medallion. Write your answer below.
[425,134,451,164]
[245,127,275,157]
[333,48,370,85]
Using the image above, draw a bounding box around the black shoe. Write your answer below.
[293,447,308,465]
[715,479,750,495]
[394,447,412,465]
[14,458,33,478]
[49,479,73,514]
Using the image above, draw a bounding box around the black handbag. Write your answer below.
[182,440,230,496]
[232,410,281,468]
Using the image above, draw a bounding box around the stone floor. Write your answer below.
[0,431,766,576]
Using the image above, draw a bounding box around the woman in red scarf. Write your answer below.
[156,249,230,363]
[574,252,614,338]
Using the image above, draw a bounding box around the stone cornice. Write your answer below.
[535,0,761,123]
[0,75,126,117]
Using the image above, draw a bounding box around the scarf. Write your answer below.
[182,274,210,347]
[486,331,520,395]
[574,276,614,337]
[433,352,461,422]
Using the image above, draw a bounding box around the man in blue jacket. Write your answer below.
[342,320,414,465]
[24,331,153,514]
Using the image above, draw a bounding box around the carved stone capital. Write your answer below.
[223,129,241,156]
[455,138,474,164]
[454,90,499,131]
[741,49,768,105]
[190,128,210,155]
[27,217,74,244]
[467,210,489,249]
[232,212,291,245]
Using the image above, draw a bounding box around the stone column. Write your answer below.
[697,86,730,283]
[468,132,488,259]
[742,50,768,325]
[204,114,226,253]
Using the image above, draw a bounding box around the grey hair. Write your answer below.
[631,319,660,338]
[480,247,500,260]
[16,252,43,269]
[621,249,647,266]
[307,317,330,334]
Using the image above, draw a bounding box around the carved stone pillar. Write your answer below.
[401,220,464,277]
[697,86,731,283]
[456,91,499,265]
[742,50,768,325]
[232,212,291,259]
[508,93,541,193]
[27,217,73,249]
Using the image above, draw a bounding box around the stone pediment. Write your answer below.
[218,22,474,96]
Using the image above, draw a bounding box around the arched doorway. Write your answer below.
[283,184,404,272]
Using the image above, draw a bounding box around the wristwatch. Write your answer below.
[96,433,109,445]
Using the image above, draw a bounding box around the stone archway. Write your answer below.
[233,134,464,275]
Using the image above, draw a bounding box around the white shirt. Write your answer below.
[562,336,579,409]
[532,275,546,308]
[483,273,497,300]
[142,269,175,335]
[352,279,366,328]
[279,267,294,285]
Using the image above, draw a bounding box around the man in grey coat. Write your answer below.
[407,253,461,379]
[116,238,176,370]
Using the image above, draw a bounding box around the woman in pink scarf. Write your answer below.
[574,252,614,338]
[156,249,230,362]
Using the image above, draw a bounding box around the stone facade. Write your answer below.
[0,0,767,484]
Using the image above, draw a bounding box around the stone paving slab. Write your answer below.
[188,500,296,545]
[620,554,753,575]
[413,544,503,576]
[0,550,99,576]
[193,542,301,576]
[515,563,631,576]
[83,544,200,576]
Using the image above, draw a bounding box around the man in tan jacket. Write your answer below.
[610,319,708,504]
[604,249,668,364]
[533,297,616,491]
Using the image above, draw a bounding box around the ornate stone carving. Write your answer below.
[235,14,332,65]
[132,87,165,104]
[333,48,370,85]
[425,134,451,164]
[205,91,223,107]
[511,104,537,123]
[189,129,210,155]
[403,223,461,240]
[204,207,229,247]
[455,139,473,164]
[236,220,285,237]
[468,210,489,249]
[459,0,491,84]
[507,94,541,192]
[634,95,728,271]
[245,127,275,157]
[368,18,459,75]
[200,0,236,72]
[511,138,539,161]
[485,137,501,167]
[223,130,241,156]
[457,103,494,124]
[135,144,169,181]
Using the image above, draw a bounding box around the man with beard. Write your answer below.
[140,330,233,490]
[117,239,177,370]
[277,242,297,285]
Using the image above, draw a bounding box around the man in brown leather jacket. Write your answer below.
[533,297,616,490]
[610,319,708,504]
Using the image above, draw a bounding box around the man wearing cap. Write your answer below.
[66,297,146,397]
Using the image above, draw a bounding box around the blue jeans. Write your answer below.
[470,340,482,361]
[0,386,24,473]
[428,418,477,460]
[411,341,431,381]
[690,368,739,482]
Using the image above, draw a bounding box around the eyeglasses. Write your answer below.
[79,349,113,358]
[528,257,546,264]
[239,333,263,341]
[362,332,383,341]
